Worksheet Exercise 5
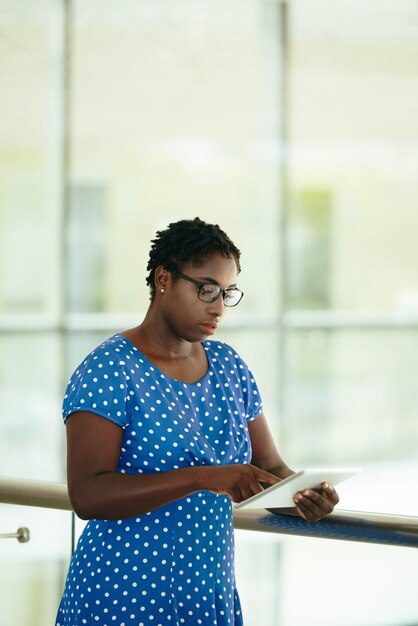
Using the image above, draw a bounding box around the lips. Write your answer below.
[199,322,219,335]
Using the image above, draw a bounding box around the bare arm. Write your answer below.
[66,411,280,520]
[248,412,294,479]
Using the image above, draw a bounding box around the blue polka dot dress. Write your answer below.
[55,334,263,626]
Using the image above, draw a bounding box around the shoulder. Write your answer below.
[92,333,132,359]
[63,334,134,426]
[203,340,262,417]
[69,334,135,380]
[203,339,251,370]
[203,339,236,357]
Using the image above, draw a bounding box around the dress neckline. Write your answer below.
[113,333,212,386]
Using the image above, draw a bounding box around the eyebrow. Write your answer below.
[197,275,237,288]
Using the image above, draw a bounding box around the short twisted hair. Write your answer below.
[146,217,241,300]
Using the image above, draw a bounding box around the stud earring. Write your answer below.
[160,288,165,293]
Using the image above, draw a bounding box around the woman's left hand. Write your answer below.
[293,482,339,522]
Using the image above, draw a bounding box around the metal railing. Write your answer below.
[0,477,72,511]
[1,475,418,548]
[0,526,30,543]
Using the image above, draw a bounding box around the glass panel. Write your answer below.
[287,0,418,312]
[216,326,281,438]
[0,1,60,316]
[70,0,282,316]
[284,329,418,463]
[0,505,72,626]
[284,329,418,515]
[0,333,63,481]
[67,186,107,312]
[235,532,283,626]
[236,531,418,626]
[279,535,418,626]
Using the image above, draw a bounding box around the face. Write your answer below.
[158,254,240,343]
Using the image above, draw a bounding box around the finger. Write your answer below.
[293,502,311,521]
[239,488,252,502]
[294,489,333,519]
[254,468,281,485]
[231,487,244,503]
[306,489,335,512]
[293,492,322,516]
[293,495,327,521]
[239,481,260,502]
[293,497,318,521]
[247,476,264,494]
[321,482,339,504]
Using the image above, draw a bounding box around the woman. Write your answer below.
[55,217,338,626]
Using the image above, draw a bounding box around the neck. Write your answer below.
[136,308,193,360]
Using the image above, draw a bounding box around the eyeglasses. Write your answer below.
[169,269,244,307]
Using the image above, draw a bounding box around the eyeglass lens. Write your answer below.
[198,284,243,306]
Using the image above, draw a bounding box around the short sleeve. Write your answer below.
[241,365,263,422]
[223,343,263,422]
[62,346,131,428]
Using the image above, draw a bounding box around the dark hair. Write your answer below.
[146,217,241,300]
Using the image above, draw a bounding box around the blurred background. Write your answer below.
[0,0,417,624]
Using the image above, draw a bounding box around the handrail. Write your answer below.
[0,477,72,511]
[0,527,30,543]
[1,476,418,548]
[233,507,418,548]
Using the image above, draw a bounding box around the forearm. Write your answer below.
[248,413,295,482]
[69,467,203,520]
[69,462,282,519]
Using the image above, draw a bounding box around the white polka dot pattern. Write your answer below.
[55,335,263,625]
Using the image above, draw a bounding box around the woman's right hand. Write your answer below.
[196,464,281,503]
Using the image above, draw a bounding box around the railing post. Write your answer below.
[0,527,30,543]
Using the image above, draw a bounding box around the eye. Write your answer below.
[223,290,235,302]
[200,284,219,297]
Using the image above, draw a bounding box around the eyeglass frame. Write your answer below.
[167,269,244,307]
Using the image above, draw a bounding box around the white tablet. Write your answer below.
[234,467,361,509]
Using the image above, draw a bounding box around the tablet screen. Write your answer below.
[234,467,361,510]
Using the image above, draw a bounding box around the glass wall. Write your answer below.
[283,0,418,520]
[1,1,417,625]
